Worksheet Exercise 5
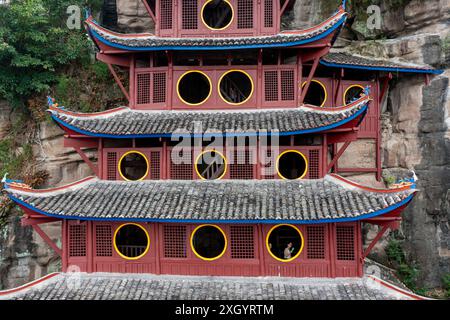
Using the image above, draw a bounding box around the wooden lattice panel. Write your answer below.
[230,225,255,259]
[263,0,273,28]
[264,71,278,102]
[306,225,325,259]
[281,70,295,101]
[152,72,166,103]
[237,0,253,29]
[163,225,187,258]
[69,224,87,257]
[137,73,151,105]
[308,150,320,179]
[150,151,161,179]
[106,152,117,180]
[336,226,355,261]
[229,149,254,179]
[160,0,173,30]
[95,225,112,257]
[182,0,198,30]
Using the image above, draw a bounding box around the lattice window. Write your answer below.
[107,152,117,180]
[69,224,86,257]
[264,0,273,28]
[308,150,320,179]
[336,226,355,261]
[230,150,254,179]
[182,0,198,30]
[152,72,166,103]
[264,71,278,102]
[262,149,275,179]
[170,164,192,180]
[281,70,295,101]
[237,0,253,29]
[230,226,254,259]
[150,151,161,179]
[306,225,325,259]
[95,225,112,257]
[160,0,173,30]
[163,225,187,258]
[137,73,151,105]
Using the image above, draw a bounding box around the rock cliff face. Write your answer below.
[0,0,448,289]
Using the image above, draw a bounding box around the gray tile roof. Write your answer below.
[321,52,442,74]
[49,97,369,137]
[0,273,420,300]
[5,175,415,222]
[85,10,346,50]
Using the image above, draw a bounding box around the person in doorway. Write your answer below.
[284,242,294,259]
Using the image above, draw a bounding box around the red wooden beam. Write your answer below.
[32,224,62,257]
[326,140,351,172]
[96,53,131,67]
[64,136,98,149]
[280,0,290,17]
[141,0,156,23]
[73,146,99,176]
[107,63,130,102]
[378,73,392,104]
[21,216,60,226]
[362,225,389,259]
[299,56,320,104]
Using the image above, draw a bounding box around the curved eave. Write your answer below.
[320,59,444,75]
[7,192,415,225]
[84,10,347,52]
[48,99,370,138]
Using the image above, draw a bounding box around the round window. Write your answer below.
[276,150,308,180]
[177,71,212,105]
[118,151,149,181]
[219,70,254,105]
[302,80,327,107]
[201,0,234,30]
[195,150,227,180]
[344,85,364,105]
[191,225,227,261]
[114,223,150,260]
[267,224,304,262]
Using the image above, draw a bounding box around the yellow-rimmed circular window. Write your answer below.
[302,80,327,107]
[177,71,212,106]
[218,70,254,105]
[195,150,227,180]
[191,224,227,261]
[276,150,308,180]
[114,223,150,260]
[343,84,365,105]
[266,224,304,262]
[118,151,149,181]
[201,0,234,30]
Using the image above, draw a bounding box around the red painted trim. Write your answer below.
[0,272,60,296]
[6,176,96,193]
[48,105,128,117]
[329,174,414,193]
[85,17,154,37]
[281,8,346,35]
[367,276,432,300]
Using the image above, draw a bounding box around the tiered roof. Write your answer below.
[85,7,347,51]
[5,174,416,224]
[48,94,370,138]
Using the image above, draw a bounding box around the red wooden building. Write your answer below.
[4,0,441,278]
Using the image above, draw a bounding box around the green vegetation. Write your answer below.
[443,274,450,298]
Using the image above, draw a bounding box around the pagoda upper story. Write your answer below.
[147,0,291,37]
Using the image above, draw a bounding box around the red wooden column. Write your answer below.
[328,223,337,277]
[155,223,161,274]
[62,220,68,272]
[257,224,266,275]
[129,54,136,108]
[87,221,93,273]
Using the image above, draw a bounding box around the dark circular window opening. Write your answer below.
[276,150,307,180]
[267,225,303,262]
[119,151,149,181]
[177,71,211,105]
[114,224,149,259]
[191,225,227,260]
[219,70,253,105]
[344,85,364,105]
[195,150,227,180]
[202,0,233,30]
[302,80,327,107]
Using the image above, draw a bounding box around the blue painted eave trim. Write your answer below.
[88,16,347,52]
[8,193,414,225]
[50,103,368,139]
[320,60,444,75]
